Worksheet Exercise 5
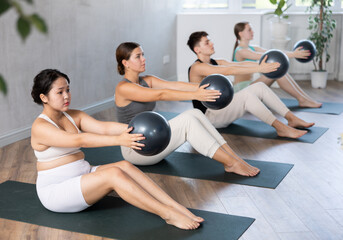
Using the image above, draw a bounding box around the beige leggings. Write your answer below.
[121,109,227,165]
[206,82,289,128]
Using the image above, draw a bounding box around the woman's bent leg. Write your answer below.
[93,161,204,222]
[81,161,200,230]
[277,74,322,108]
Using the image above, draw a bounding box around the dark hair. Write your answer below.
[187,31,209,53]
[116,42,141,75]
[232,22,249,61]
[31,69,70,105]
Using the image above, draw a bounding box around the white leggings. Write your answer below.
[36,159,98,213]
[121,109,227,165]
[205,82,290,128]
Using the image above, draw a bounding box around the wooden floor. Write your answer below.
[1,80,343,240]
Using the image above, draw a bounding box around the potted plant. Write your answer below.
[0,0,47,96]
[307,0,336,88]
[266,0,292,49]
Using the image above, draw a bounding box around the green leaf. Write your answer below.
[0,0,11,15]
[0,74,7,95]
[275,8,282,16]
[17,16,31,41]
[270,0,277,5]
[29,14,48,33]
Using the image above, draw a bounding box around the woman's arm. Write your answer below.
[31,112,145,150]
[235,47,266,61]
[144,75,199,91]
[71,110,128,135]
[115,76,220,103]
[285,47,311,59]
[238,45,310,60]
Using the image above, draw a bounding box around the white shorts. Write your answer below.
[36,159,98,213]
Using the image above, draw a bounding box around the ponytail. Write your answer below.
[232,39,239,61]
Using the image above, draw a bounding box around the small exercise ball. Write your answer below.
[200,74,234,110]
[259,49,289,79]
[128,111,171,156]
[293,39,316,63]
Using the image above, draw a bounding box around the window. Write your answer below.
[182,0,228,9]
[295,0,335,7]
[242,0,276,9]
[182,0,342,11]
[295,0,311,6]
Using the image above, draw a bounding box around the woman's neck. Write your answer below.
[42,107,64,121]
[124,71,140,83]
[238,39,250,48]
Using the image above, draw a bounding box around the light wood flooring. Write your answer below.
[0,80,343,240]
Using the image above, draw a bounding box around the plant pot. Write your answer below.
[270,20,290,40]
[311,71,328,89]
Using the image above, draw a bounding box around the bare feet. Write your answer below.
[224,159,260,177]
[288,119,314,129]
[285,112,315,129]
[276,125,308,139]
[173,204,204,223]
[298,98,322,108]
[273,119,308,139]
[163,207,200,230]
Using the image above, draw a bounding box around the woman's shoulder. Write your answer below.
[142,74,157,81]
[65,109,82,118]
[236,45,255,51]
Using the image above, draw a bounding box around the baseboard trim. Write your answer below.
[80,97,115,116]
[0,97,115,148]
[0,127,32,148]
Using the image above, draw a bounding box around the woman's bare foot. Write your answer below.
[172,204,204,223]
[163,207,200,230]
[288,119,314,129]
[224,160,260,177]
[273,119,308,139]
[285,112,315,129]
[220,145,260,174]
[298,98,322,108]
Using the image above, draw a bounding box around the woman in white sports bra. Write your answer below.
[30,69,203,230]
[233,21,322,108]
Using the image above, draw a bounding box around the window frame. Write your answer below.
[181,0,343,13]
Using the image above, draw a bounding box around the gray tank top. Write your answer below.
[116,78,156,124]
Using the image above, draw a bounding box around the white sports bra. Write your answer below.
[34,112,82,162]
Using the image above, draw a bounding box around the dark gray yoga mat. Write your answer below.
[157,111,328,144]
[282,98,343,115]
[82,146,293,189]
[217,119,328,143]
[0,181,254,240]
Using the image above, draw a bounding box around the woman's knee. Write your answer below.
[183,108,203,118]
[101,166,127,182]
[116,160,137,171]
[178,110,198,124]
[251,81,268,90]
[248,82,272,98]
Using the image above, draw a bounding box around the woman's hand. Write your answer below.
[258,56,280,73]
[118,127,145,150]
[195,84,221,102]
[292,47,311,59]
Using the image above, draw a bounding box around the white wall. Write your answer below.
[177,12,343,82]
[0,0,183,147]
